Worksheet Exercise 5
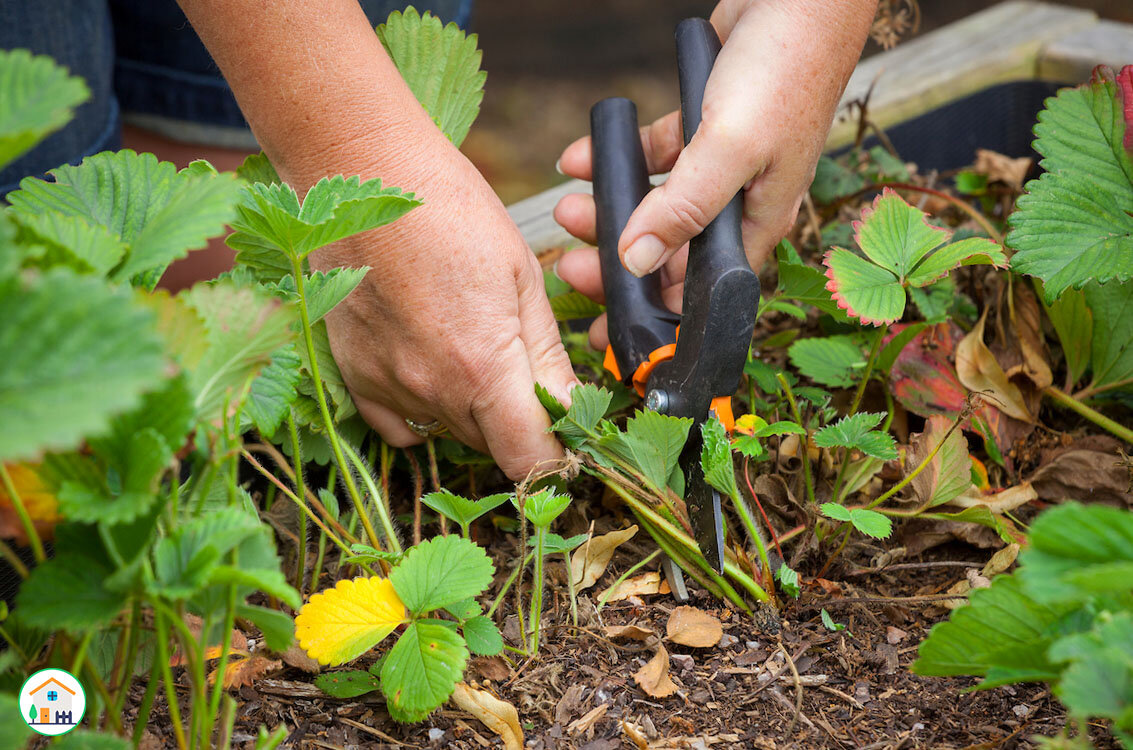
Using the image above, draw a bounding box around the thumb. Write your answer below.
[619,121,755,277]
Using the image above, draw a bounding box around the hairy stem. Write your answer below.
[290,256,380,549]
[0,464,44,563]
[286,411,307,593]
[340,441,402,556]
[778,374,816,506]
[1045,385,1133,445]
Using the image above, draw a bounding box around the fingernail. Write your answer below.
[623,235,667,277]
[554,158,564,175]
[550,259,563,281]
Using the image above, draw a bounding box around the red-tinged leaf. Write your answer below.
[888,323,969,417]
[823,247,904,326]
[853,188,951,278]
[1117,65,1133,153]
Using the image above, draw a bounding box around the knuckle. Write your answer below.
[663,192,713,236]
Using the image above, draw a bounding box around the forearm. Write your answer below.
[707,0,876,149]
[175,0,454,194]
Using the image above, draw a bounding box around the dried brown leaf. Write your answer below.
[956,311,1032,422]
[280,643,320,673]
[451,682,524,750]
[599,572,662,603]
[974,148,1032,190]
[209,653,280,689]
[604,624,657,642]
[472,656,510,682]
[570,525,638,590]
[1031,449,1133,507]
[951,482,1037,513]
[633,647,678,698]
[1006,284,1053,390]
[665,606,723,649]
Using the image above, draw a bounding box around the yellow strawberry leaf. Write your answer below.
[295,576,407,665]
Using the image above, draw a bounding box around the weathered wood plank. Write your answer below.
[510,1,1104,254]
[1038,20,1133,83]
[827,1,1097,150]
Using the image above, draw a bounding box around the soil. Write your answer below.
[122,500,1122,750]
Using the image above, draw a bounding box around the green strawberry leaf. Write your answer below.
[390,535,494,615]
[700,418,739,500]
[377,8,486,147]
[1008,66,1133,299]
[813,412,897,460]
[462,615,504,656]
[381,619,468,722]
[517,488,572,529]
[912,574,1073,683]
[315,670,381,699]
[788,335,865,388]
[8,151,241,287]
[1083,279,1133,392]
[597,409,692,493]
[245,346,302,437]
[819,503,892,539]
[422,490,511,533]
[0,48,89,170]
[228,176,420,262]
[823,189,1006,325]
[17,553,127,633]
[549,384,613,449]
[0,270,166,462]
[182,282,297,423]
[549,291,605,321]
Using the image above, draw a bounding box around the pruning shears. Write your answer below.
[591,19,760,579]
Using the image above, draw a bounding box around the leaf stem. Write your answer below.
[289,257,381,549]
[0,464,45,563]
[340,441,402,556]
[155,609,189,750]
[596,549,661,611]
[286,410,308,593]
[528,527,545,653]
[240,450,354,555]
[777,374,816,506]
[1044,385,1133,444]
[865,414,963,510]
[596,470,765,605]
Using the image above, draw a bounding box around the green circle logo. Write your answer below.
[19,668,86,736]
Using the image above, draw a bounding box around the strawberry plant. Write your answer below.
[296,535,499,721]
[915,503,1133,748]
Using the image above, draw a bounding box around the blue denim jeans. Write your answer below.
[0,0,474,193]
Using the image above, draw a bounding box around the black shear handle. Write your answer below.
[648,19,760,421]
[590,98,679,381]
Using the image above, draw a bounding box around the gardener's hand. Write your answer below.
[552,0,876,349]
[177,0,578,479]
[311,144,579,479]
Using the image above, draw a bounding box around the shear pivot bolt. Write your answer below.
[645,389,669,413]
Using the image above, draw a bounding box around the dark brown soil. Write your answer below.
[122,516,1122,750]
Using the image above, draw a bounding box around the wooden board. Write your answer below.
[510,1,1132,254]
[1039,19,1133,83]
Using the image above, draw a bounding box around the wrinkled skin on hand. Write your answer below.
[312,145,578,480]
[553,0,876,351]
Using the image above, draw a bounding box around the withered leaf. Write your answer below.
[571,525,637,590]
[209,653,280,689]
[599,571,663,603]
[604,624,656,642]
[956,311,1032,422]
[633,647,678,698]
[451,682,524,750]
[666,606,723,648]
